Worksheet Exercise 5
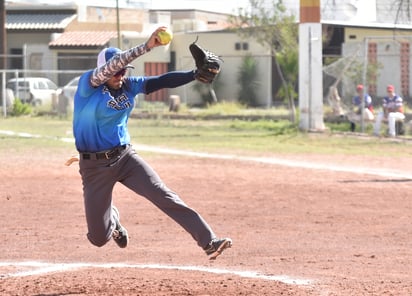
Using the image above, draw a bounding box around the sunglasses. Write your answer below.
[114,69,127,77]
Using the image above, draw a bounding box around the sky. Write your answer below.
[149,0,251,14]
[6,0,252,15]
[6,0,381,23]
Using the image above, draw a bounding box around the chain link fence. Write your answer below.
[0,69,84,117]
[323,36,412,134]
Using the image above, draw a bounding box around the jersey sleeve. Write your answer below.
[365,95,372,106]
[124,76,147,95]
[76,71,96,99]
[395,96,403,109]
[382,97,388,108]
[90,44,149,87]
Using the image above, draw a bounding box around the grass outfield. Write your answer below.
[1,116,412,157]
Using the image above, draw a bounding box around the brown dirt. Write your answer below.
[1,148,411,295]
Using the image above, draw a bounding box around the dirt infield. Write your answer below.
[1,146,412,295]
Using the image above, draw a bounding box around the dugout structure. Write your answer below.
[323,35,412,132]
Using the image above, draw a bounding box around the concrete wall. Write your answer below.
[343,38,412,101]
[7,29,272,106]
[120,30,271,106]
[169,31,272,106]
[344,27,412,43]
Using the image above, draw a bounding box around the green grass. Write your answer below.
[1,116,412,158]
[0,115,72,136]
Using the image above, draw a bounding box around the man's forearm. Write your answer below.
[90,43,150,87]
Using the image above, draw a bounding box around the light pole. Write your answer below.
[116,0,121,48]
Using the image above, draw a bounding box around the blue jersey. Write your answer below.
[382,94,403,112]
[73,70,146,152]
[352,94,372,108]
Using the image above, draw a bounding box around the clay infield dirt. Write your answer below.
[1,143,411,295]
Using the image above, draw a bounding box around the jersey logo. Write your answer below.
[103,86,133,111]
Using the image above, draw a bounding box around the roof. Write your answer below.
[6,12,76,31]
[49,31,118,49]
[149,8,231,17]
[322,19,412,30]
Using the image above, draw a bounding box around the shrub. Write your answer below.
[11,98,32,116]
[237,55,260,107]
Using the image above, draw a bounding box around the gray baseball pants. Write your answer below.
[79,145,216,248]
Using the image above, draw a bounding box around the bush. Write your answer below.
[192,74,223,106]
[11,98,32,116]
[237,55,260,107]
[229,119,298,135]
[197,102,245,116]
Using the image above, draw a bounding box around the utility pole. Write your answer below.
[116,0,121,48]
[0,0,7,117]
[298,0,324,131]
[0,0,5,70]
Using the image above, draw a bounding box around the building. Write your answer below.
[279,0,412,102]
[3,1,271,106]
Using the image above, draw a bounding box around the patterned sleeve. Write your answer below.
[395,96,403,108]
[365,95,372,106]
[382,97,387,108]
[90,43,150,87]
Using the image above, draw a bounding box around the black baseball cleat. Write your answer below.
[204,238,232,260]
[112,206,129,248]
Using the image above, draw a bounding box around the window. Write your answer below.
[46,80,57,90]
[235,42,249,51]
[9,48,23,69]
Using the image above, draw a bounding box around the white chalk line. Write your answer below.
[1,129,407,287]
[0,261,312,286]
[0,132,313,286]
[133,144,412,179]
[1,129,412,179]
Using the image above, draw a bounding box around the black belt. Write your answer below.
[81,145,128,160]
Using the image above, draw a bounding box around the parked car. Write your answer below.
[57,76,79,115]
[59,76,79,104]
[0,88,15,111]
[6,77,59,106]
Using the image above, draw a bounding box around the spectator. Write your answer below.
[373,84,405,137]
[348,84,374,132]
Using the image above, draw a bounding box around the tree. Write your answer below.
[0,0,5,70]
[275,48,298,112]
[229,0,298,122]
[393,0,412,24]
[237,54,260,106]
